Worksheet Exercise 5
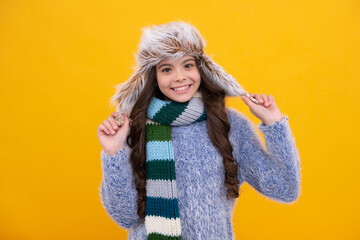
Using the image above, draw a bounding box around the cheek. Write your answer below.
[157,77,171,91]
[193,72,201,85]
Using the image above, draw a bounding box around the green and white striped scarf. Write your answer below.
[145,93,207,239]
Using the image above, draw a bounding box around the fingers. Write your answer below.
[101,112,120,135]
[241,94,252,106]
[268,94,275,105]
[123,114,129,125]
[103,119,116,135]
[101,112,131,136]
[250,93,264,104]
[122,114,130,131]
[111,112,119,118]
[249,93,274,107]
[108,114,119,130]
[99,123,111,135]
[260,94,269,106]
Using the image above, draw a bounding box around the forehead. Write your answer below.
[157,55,196,65]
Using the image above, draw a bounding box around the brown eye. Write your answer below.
[185,63,193,68]
[162,68,171,72]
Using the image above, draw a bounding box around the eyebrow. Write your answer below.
[157,58,196,69]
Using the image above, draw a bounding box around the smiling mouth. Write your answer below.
[172,84,191,91]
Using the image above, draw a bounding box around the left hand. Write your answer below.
[241,93,284,126]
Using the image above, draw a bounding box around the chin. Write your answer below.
[170,93,195,102]
[166,93,194,102]
[175,98,191,103]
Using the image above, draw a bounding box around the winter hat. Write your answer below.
[111,21,257,115]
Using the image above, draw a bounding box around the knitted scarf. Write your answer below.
[145,94,207,240]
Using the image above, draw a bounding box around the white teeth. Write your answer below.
[173,85,190,91]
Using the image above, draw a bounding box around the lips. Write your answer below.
[172,84,191,91]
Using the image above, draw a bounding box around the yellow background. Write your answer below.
[1,0,359,239]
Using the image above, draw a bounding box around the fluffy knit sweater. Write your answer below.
[99,108,301,239]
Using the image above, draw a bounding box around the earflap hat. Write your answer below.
[111,21,256,115]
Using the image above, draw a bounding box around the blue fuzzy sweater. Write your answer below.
[99,108,301,239]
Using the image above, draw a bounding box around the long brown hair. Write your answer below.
[127,60,240,222]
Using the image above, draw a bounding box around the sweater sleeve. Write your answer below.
[228,109,301,203]
[98,144,139,228]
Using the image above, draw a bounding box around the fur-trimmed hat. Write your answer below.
[111,21,256,114]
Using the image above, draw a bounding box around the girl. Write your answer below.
[97,21,301,240]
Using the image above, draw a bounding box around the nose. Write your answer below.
[175,69,186,81]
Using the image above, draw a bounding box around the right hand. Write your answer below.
[97,112,130,155]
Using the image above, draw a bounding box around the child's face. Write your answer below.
[156,55,201,102]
